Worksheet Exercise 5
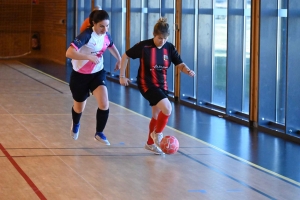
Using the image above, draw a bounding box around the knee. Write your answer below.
[162,104,172,116]
[98,101,109,110]
[73,103,85,113]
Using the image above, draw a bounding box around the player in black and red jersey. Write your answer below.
[119,17,195,154]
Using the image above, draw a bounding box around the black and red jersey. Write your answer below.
[126,39,183,93]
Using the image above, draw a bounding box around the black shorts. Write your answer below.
[69,69,107,102]
[140,87,169,106]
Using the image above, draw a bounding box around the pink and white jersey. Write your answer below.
[70,27,113,74]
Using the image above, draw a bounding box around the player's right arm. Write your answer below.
[119,41,144,86]
[119,53,131,86]
[66,46,99,64]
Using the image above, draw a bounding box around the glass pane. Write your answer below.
[93,0,125,76]
[76,0,91,35]
[286,0,300,135]
[94,0,102,8]
[226,0,250,117]
[180,0,196,100]
[128,0,175,88]
[212,0,227,107]
[276,0,287,124]
[196,0,213,106]
[162,0,175,93]
[243,0,251,113]
[147,0,161,41]
[129,0,144,82]
[258,0,278,126]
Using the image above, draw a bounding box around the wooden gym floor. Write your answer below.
[0,60,300,200]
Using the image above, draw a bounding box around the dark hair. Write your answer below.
[89,10,109,27]
[153,17,170,37]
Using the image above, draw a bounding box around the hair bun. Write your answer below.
[153,17,170,37]
[158,17,167,23]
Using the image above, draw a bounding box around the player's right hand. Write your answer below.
[88,55,100,64]
[119,77,130,86]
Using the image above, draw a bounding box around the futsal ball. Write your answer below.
[160,135,179,154]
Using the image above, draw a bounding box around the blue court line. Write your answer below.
[178,150,276,200]
[18,62,297,197]
[165,125,300,188]
[17,61,300,187]
[225,153,300,189]
[188,189,207,193]
[226,189,242,192]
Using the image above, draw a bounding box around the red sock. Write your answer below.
[155,111,169,133]
[147,118,157,145]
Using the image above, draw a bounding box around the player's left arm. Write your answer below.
[176,63,195,77]
[170,43,195,77]
[107,44,122,71]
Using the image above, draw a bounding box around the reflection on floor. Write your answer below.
[18,58,300,183]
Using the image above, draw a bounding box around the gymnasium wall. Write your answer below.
[31,0,66,64]
[0,1,32,58]
[0,0,66,64]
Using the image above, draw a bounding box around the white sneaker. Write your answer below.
[94,132,110,145]
[70,122,80,140]
[150,131,163,147]
[144,144,164,155]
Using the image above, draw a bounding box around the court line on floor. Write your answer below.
[4,63,64,94]
[0,143,47,200]
[16,61,67,85]
[18,60,300,187]
[178,150,276,200]
[109,101,300,188]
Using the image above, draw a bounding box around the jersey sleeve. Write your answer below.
[106,32,114,47]
[170,43,183,66]
[70,29,92,51]
[125,41,144,59]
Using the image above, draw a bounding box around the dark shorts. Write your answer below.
[140,87,169,106]
[69,69,107,102]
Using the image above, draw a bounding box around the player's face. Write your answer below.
[153,34,168,48]
[93,20,109,35]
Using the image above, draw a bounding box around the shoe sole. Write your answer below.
[144,147,161,155]
[144,145,164,155]
[94,137,110,145]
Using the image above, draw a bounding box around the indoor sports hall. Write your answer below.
[1,1,300,200]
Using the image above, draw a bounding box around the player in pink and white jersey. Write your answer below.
[66,10,121,145]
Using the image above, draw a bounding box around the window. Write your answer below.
[258,0,286,131]
[181,0,251,121]
[128,0,175,90]
[94,0,126,76]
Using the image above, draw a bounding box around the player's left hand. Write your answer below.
[119,77,131,86]
[114,60,121,71]
[187,70,195,77]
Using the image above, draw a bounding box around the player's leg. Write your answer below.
[70,100,87,140]
[144,106,164,154]
[93,86,110,145]
[69,70,90,140]
[147,106,160,145]
[91,70,110,145]
[150,98,172,147]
